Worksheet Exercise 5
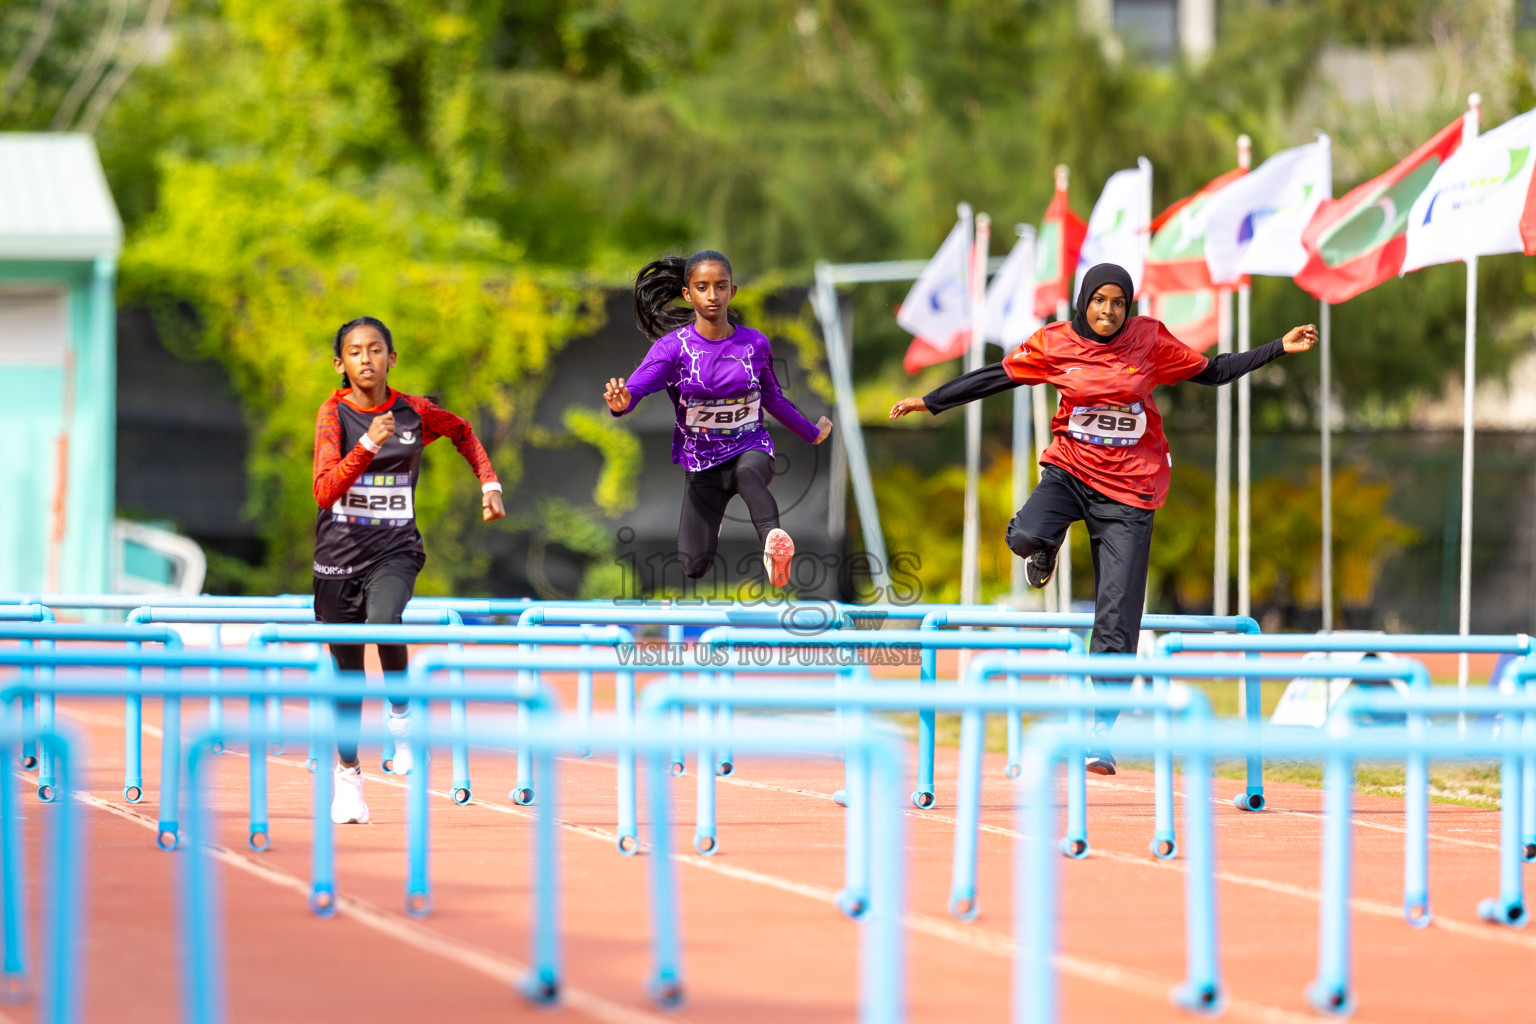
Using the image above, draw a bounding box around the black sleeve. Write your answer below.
[1186,338,1286,386]
[921,362,1021,414]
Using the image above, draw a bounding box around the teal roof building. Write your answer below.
[0,134,122,593]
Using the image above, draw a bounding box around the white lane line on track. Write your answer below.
[69,790,677,1024]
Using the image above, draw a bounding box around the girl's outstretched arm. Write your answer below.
[400,395,505,520]
[759,354,824,444]
[1178,325,1317,386]
[608,336,677,416]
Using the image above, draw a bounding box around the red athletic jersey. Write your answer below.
[312,388,497,579]
[1002,317,1209,509]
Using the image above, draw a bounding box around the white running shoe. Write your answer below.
[331,764,370,824]
[763,528,795,588]
[387,710,413,776]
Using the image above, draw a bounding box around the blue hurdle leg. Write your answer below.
[1004,672,1022,779]
[947,708,984,921]
[35,690,56,801]
[156,690,182,851]
[1403,704,1430,925]
[1239,657,1265,810]
[310,730,336,917]
[18,691,35,770]
[644,749,683,1007]
[124,692,143,802]
[0,732,28,998]
[1308,751,1355,1016]
[208,627,224,754]
[1479,742,1526,927]
[449,653,471,805]
[668,626,685,775]
[1523,707,1536,861]
[248,694,269,851]
[615,671,638,854]
[1064,701,1088,859]
[522,751,562,1003]
[1018,748,1059,1024]
[510,656,539,804]
[576,645,593,758]
[837,709,871,920]
[914,648,936,807]
[1172,744,1222,1012]
[267,668,285,754]
[716,699,734,776]
[1151,673,1176,859]
[693,692,717,856]
[47,742,81,1024]
[405,697,432,916]
[181,746,226,1024]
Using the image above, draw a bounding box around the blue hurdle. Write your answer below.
[956,652,1433,919]
[692,625,1085,834]
[1015,696,1536,1024]
[126,605,463,766]
[174,715,908,1024]
[0,726,82,1024]
[921,609,1265,806]
[0,622,184,805]
[246,622,632,800]
[0,646,326,850]
[0,605,55,769]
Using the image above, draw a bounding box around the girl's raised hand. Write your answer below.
[604,377,632,413]
[813,416,833,444]
[888,397,928,420]
[482,489,505,522]
[1282,325,1319,354]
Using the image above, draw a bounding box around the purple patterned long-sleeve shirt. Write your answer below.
[612,323,821,471]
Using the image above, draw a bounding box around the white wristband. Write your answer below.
[359,435,381,454]
[481,481,502,494]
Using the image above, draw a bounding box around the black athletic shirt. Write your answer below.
[312,388,499,580]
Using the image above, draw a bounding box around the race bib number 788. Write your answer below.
[684,391,762,437]
[1067,402,1147,447]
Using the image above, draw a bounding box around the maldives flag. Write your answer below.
[1142,169,1242,352]
[1295,118,1464,304]
[1143,168,1245,293]
[1150,289,1220,352]
[1032,183,1087,319]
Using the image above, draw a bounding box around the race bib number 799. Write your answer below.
[332,473,415,526]
[1067,401,1147,447]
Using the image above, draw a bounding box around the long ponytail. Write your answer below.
[632,250,743,341]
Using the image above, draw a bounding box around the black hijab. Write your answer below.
[1071,263,1136,344]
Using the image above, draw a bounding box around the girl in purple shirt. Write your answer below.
[605,250,832,587]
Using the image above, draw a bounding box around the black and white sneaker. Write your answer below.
[1024,547,1059,589]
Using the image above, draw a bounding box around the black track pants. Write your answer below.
[678,449,780,579]
[1005,465,1155,736]
[312,552,420,765]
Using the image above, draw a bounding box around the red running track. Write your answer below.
[1,687,1531,1023]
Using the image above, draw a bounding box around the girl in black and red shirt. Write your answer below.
[313,316,504,824]
[891,263,1317,774]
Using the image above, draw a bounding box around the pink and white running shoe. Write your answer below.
[763,528,795,588]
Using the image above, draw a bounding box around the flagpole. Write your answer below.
[1235,135,1253,623]
[1320,299,1333,633]
[961,211,989,607]
[1011,224,1037,598]
[1215,286,1233,616]
[1457,93,1482,734]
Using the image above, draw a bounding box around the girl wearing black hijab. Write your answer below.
[891,263,1318,773]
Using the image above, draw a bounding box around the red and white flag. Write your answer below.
[899,216,973,374]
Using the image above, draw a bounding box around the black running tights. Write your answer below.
[678,449,780,579]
